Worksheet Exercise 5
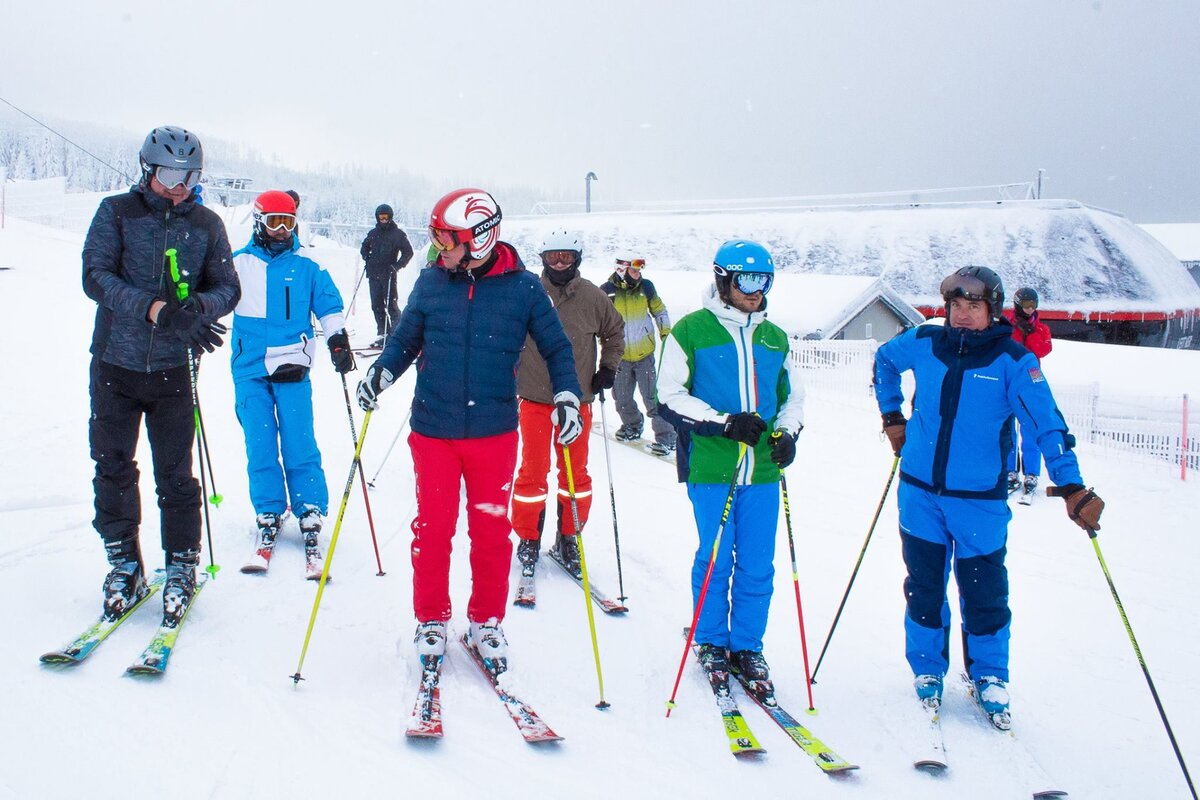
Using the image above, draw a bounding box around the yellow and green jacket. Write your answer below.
[601,273,671,363]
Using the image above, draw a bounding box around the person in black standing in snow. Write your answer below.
[82,125,240,627]
[359,203,414,347]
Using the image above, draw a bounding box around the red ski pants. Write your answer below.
[511,399,593,542]
[408,430,518,624]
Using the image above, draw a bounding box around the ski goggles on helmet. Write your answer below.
[732,272,772,295]
[939,271,992,302]
[261,213,297,232]
[428,226,465,252]
[615,258,645,272]
[543,250,577,266]
[155,166,201,190]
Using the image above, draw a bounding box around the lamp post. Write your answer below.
[585,171,598,213]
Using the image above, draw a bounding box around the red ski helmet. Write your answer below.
[428,188,502,262]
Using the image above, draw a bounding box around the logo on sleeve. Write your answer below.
[1029,367,1045,383]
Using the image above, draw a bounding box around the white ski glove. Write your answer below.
[551,391,583,446]
[356,364,395,411]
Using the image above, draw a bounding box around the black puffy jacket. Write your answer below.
[82,185,240,372]
[359,221,414,274]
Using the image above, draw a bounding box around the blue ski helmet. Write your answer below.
[713,239,774,275]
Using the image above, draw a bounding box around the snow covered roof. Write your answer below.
[505,200,1200,317]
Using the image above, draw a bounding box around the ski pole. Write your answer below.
[779,471,817,713]
[194,401,223,506]
[811,455,899,683]
[339,375,385,575]
[666,444,748,717]
[595,390,627,603]
[292,410,373,684]
[562,447,610,709]
[348,263,367,317]
[1047,492,1196,799]
[367,406,412,489]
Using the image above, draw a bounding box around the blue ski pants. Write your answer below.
[687,482,778,653]
[898,481,1012,681]
[234,376,328,516]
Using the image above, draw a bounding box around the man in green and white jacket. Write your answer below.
[656,240,804,683]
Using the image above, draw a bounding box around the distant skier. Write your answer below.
[601,254,676,455]
[230,190,356,577]
[359,203,414,346]
[356,188,581,672]
[658,240,805,685]
[512,230,624,581]
[82,125,239,626]
[1002,287,1053,499]
[874,266,1105,729]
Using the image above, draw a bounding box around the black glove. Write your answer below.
[881,410,907,456]
[156,303,227,353]
[769,428,798,468]
[328,331,356,374]
[590,366,616,393]
[722,412,767,446]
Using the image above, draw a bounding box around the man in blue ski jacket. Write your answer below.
[873,266,1105,729]
[230,190,356,575]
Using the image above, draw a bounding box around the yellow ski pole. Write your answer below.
[291,410,373,684]
[563,447,610,709]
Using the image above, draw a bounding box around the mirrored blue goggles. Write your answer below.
[732,272,772,295]
[155,166,201,190]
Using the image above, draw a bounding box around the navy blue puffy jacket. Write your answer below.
[874,321,1082,499]
[82,185,240,372]
[374,242,580,439]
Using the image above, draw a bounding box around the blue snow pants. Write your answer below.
[898,481,1012,681]
[234,376,329,516]
[687,482,778,653]
[1006,418,1042,477]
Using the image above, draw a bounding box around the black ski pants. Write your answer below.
[368,268,400,337]
[89,357,201,556]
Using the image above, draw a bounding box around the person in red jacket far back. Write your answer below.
[1002,288,1053,497]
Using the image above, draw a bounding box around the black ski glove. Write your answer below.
[590,366,616,393]
[327,331,356,374]
[882,410,906,456]
[156,303,227,353]
[722,412,767,446]
[769,428,799,468]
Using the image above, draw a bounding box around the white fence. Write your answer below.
[789,339,1198,478]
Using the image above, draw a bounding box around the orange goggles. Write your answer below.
[543,250,577,266]
[262,213,297,232]
[429,226,464,252]
[615,258,645,271]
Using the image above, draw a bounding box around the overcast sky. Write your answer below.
[3,0,1198,220]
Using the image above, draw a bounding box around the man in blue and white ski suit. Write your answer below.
[873,266,1105,725]
[230,191,356,558]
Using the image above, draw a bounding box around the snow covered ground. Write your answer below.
[1,214,1198,799]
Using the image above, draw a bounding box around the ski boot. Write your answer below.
[1006,471,1020,495]
[299,507,325,580]
[414,620,448,659]
[695,643,731,673]
[974,675,1012,730]
[256,511,282,555]
[648,439,676,457]
[731,649,774,701]
[615,424,642,442]
[556,532,582,579]
[468,618,509,675]
[914,673,945,710]
[1019,474,1038,505]
[516,538,540,578]
[162,548,200,628]
[101,536,147,621]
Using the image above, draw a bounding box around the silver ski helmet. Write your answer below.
[139,126,203,186]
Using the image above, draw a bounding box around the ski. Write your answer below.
[1019,482,1036,506]
[913,698,949,774]
[125,573,209,675]
[512,569,536,608]
[458,634,562,744]
[305,546,327,581]
[959,673,1068,798]
[689,643,765,758]
[732,670,858,772]
[546,548,627,614]
[590,422,672,462]
[405,655,444,738]
[40,572,167,665]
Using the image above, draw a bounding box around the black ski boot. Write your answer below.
[255,512,282,555]
[516,538,540,578]
[696,643,731,673]
[731,649,775,701]
[299,507,325,580]
[102,536,146,621]
[556,533,582,579]
[162,548,200,628]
